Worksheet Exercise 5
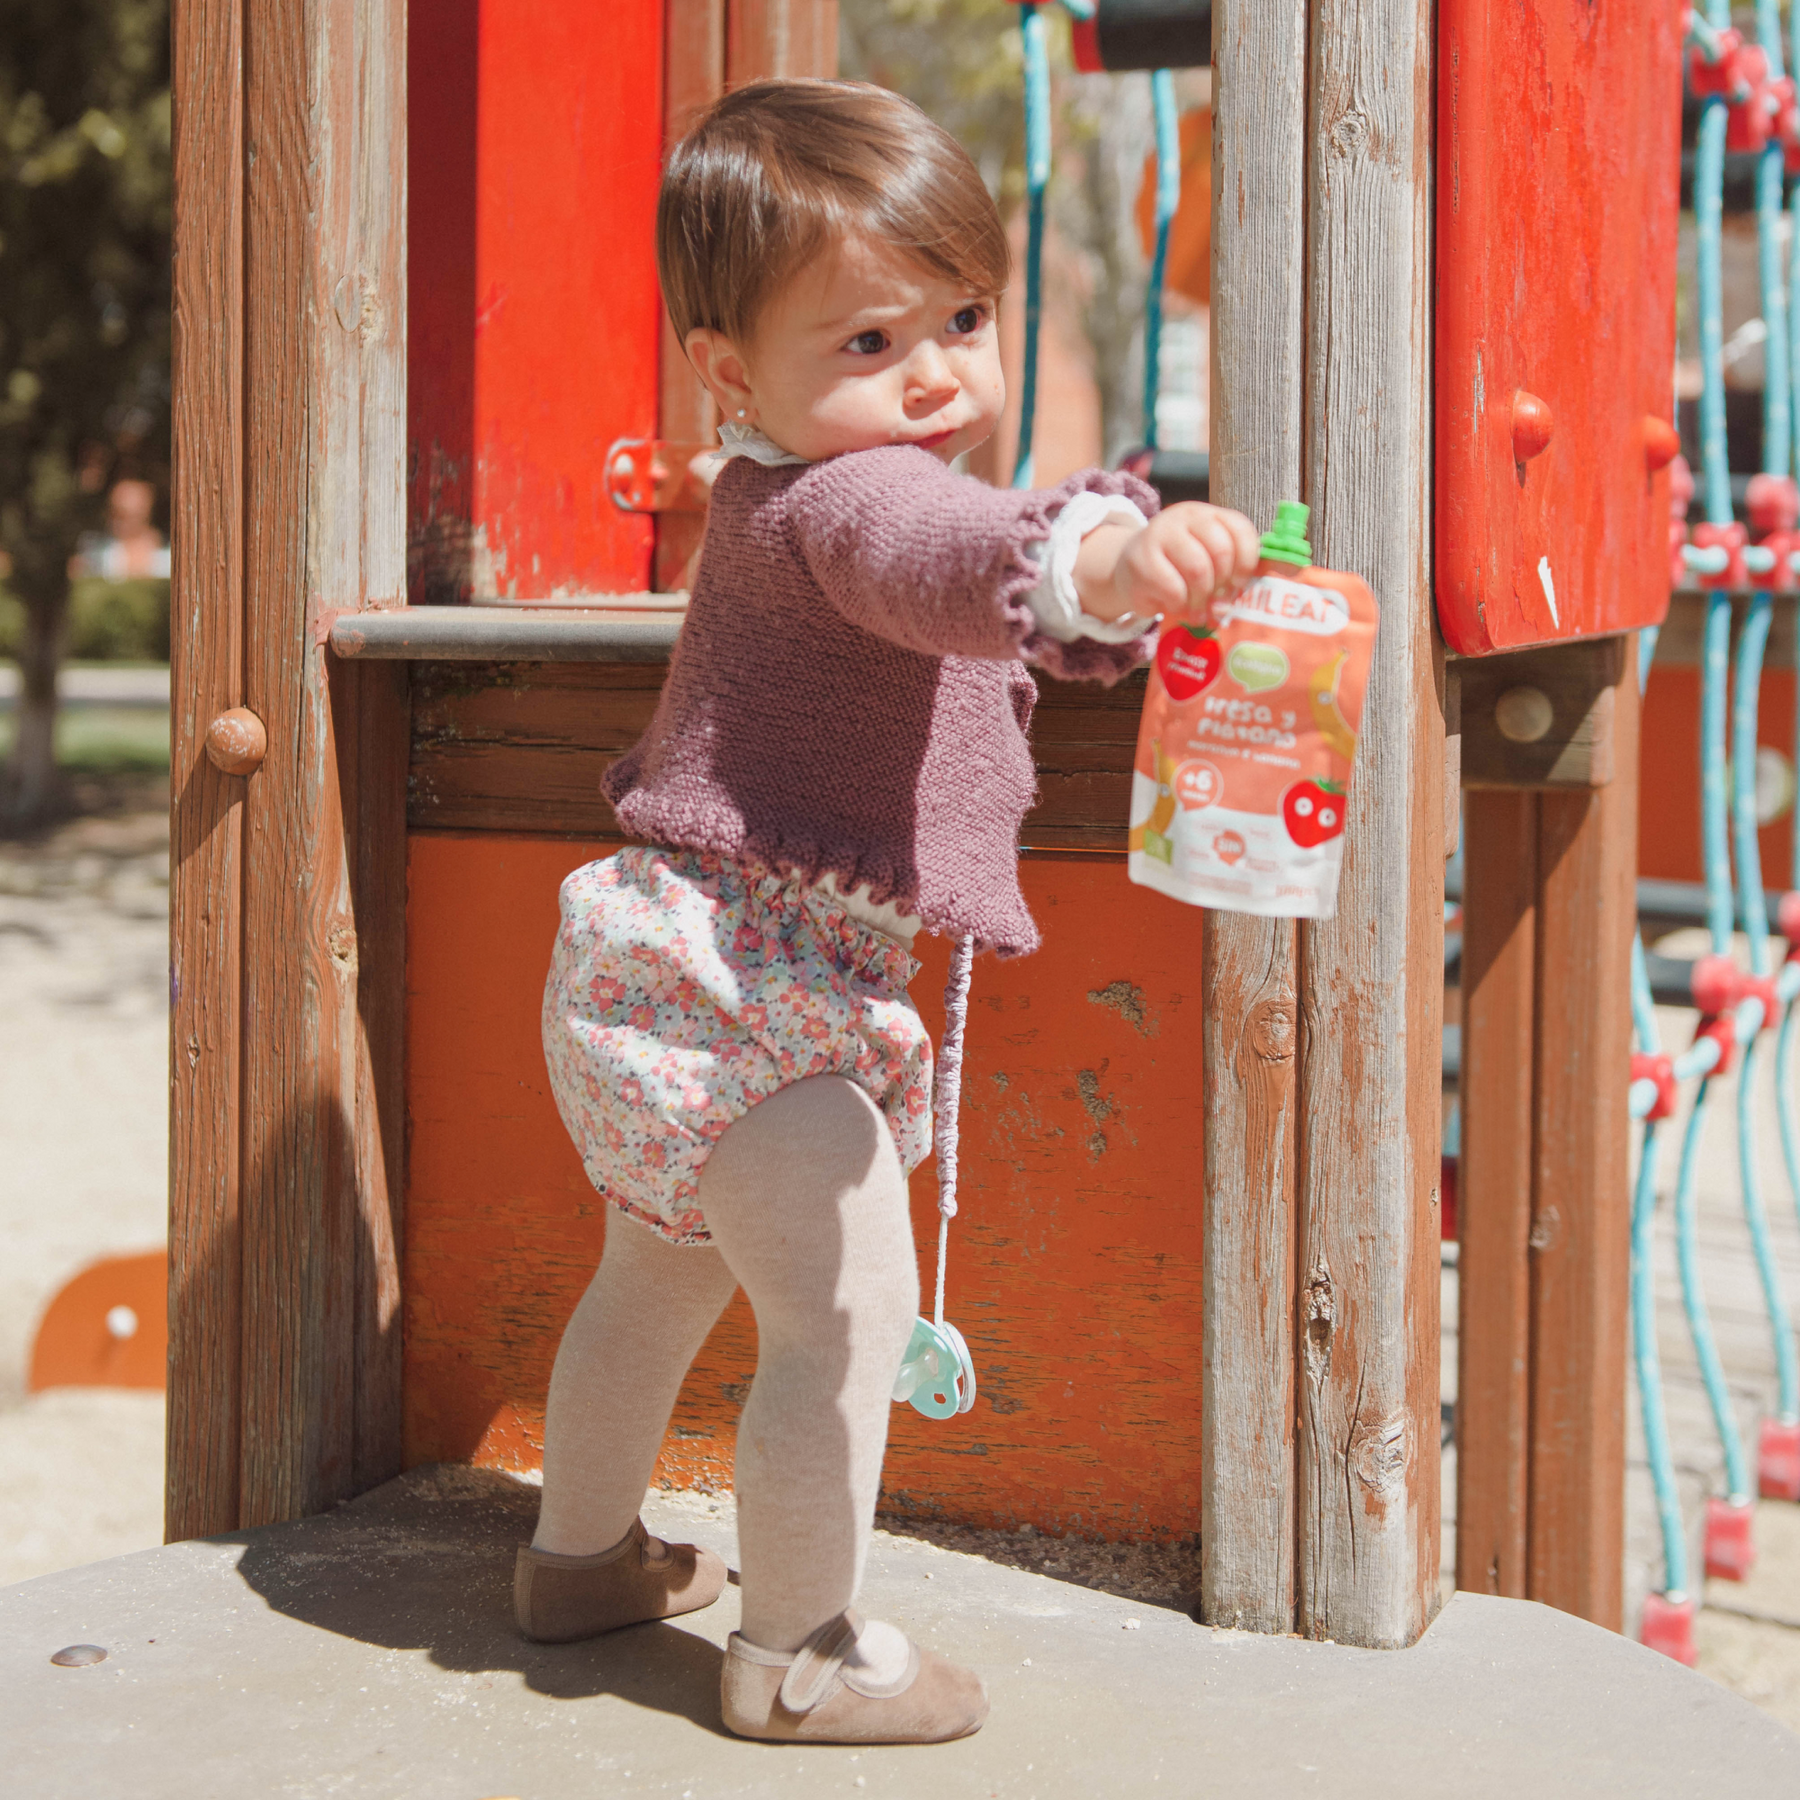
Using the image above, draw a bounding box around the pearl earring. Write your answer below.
[736,408,747,419]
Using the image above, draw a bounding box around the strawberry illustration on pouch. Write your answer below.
[1282,777,1346,849]
[1154,622,1221,700]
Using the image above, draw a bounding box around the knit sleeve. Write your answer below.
[783,446,1159,682]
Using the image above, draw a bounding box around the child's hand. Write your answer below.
[1074,502,1262,625]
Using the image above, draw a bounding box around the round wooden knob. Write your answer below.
[1495,685,1554,744]
[1511,391,1554,463]
[1643,415,1682,473]
[205,707,267,775]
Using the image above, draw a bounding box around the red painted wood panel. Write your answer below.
[1437,1,1682,653]
[409,1,663,602]
[404,834,1210,1540]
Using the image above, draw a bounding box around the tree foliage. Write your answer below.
[0,0,170,822]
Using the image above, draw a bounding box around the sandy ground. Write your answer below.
[3,800,1800,1733]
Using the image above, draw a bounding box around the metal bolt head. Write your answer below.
[50,1644,107,1667]
[1494,685,1554,744]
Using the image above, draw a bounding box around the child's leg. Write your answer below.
[696,1074,920,1652]
[533,1206,739,1557]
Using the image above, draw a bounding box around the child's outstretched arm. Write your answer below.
[785,449,1261,677]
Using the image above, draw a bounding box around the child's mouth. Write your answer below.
[910,430,955,450]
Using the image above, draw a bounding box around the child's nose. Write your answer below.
[904,344,960,410]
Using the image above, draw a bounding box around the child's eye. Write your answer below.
[846,329,888,355]
[949,305,986,336]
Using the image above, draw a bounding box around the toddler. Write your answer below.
[520,78,1259,1744]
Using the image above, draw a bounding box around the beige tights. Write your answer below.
[533,1075,920,1655]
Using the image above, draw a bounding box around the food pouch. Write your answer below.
[1127,501,1379,919]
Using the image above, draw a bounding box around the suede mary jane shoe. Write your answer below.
[514,1518,728,1643]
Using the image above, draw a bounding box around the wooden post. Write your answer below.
[1459,645,1636,1629]
[168,0,246,1543]
[1199,0,1308,1634]
[1456,789,1538,1597]
[169,0,408,1535]
[1294,0,1443,1647]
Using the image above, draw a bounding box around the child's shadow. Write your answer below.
[227,1468,734,1734]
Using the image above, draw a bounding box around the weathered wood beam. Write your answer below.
[168,0,246,1544]
[1198,0,1308,1633]
[1295,0,1442,1648]
[169,0,408,1535]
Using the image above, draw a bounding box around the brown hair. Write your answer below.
[657,79,1011,345]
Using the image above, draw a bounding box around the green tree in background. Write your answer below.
[0,0,170,826]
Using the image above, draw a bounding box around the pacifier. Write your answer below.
[892,1315,977,1419]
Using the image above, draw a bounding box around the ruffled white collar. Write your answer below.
[711,421,809,467]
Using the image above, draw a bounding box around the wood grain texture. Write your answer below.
[1198,0,1308,1633]
[406,661,1144,849]
[1295,0,1442,1648]
[1455,790,1537,1597]
[167,0,245,1544]
[655,0,726,591]
[727,0,838,83]
[234,0,407,1528]
[1525,642,1636,1631]
[1458,638,1626,790]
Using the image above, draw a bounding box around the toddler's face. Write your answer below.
[688,232,1004,465]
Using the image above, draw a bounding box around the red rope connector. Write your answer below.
[1691,519,1749,588]
[1725,48,1785,152]
[1740,973,1781,1028]
[1690,951,1740,1016]
[1694,1012,1738,1076]
[1688,27,1751,102]
[1631,1052,1679,1121]
[1747,472,1800,535]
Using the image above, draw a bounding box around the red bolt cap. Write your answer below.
[1705,1496,1757,1582]
[1645,417,1682,474]
[1631,1052,1679,1122]
[1759,1418,1800,1502]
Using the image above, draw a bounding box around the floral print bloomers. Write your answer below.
[542,847,934,1246]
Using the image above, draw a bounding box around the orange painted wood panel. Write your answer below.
[1638,665,1796,889]
[404,834,1209,1540]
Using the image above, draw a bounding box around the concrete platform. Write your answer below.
[3,1467,1796,1799]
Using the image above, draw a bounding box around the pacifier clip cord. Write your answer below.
[892,935,979,1418]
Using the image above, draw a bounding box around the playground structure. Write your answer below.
[162,0,1793,1677]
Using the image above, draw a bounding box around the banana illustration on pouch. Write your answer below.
[1128,743,1180,856]
[1309,651,1356,763]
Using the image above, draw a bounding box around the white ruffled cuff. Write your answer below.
[1022,490,1153,643]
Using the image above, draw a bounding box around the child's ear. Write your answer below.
[685,329,755,425]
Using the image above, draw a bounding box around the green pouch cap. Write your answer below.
[1259,500,1312,567]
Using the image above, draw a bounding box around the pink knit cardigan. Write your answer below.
[605,445,1157,956]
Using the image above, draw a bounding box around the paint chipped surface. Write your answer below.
[1087,979,1160,1037]
[404,841,1206,1541]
